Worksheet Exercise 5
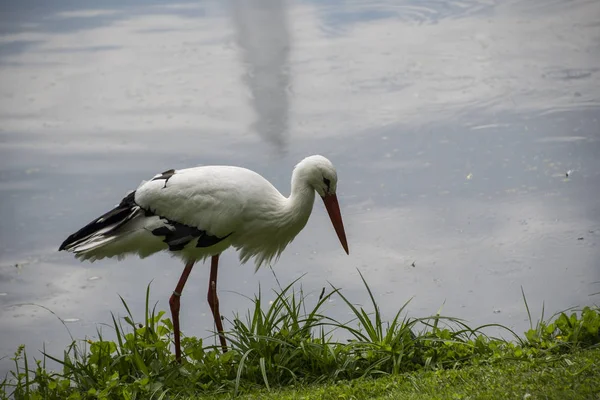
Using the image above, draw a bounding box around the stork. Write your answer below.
[59,155,349,361]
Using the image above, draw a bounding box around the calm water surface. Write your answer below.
[1,0,599,375]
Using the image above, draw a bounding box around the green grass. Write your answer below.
[1,271,599,400]
[211,348,600,400]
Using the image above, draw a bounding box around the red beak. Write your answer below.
[322,194,349,255]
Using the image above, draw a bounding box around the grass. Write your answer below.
[211,348,600,400]
[1,270,599,399]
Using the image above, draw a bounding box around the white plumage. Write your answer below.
[60,154,349,360]
[61,155,347,267]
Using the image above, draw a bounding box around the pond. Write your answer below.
[1,0,599,376]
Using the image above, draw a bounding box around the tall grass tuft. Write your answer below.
[227,276,352,394]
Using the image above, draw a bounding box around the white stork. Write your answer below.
[59,155,349,361]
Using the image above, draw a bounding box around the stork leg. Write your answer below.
[208,254,228,352]
[169,260,195,363]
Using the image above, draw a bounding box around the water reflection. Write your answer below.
[230,0,291,152]
[1,0,599,377]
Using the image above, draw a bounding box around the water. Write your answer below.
[1,0,599,376]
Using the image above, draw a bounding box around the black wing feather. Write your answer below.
[59,191,138,251]
[151,219,231,251]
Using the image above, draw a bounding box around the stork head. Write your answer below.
[298,155,337,197]
[296,155,349,255]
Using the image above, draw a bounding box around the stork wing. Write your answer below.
[134,166,249,238]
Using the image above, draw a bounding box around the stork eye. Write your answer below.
[323,177,331,191]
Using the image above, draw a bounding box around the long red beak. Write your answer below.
[322,194,349,255]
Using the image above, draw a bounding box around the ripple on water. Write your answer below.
[315,0,495,35]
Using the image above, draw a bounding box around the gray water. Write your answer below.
[1,0,599,376]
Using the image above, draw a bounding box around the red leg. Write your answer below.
[169,260,195,363]
[208,255,228,352]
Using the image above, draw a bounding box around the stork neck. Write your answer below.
[286,170,316,222]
